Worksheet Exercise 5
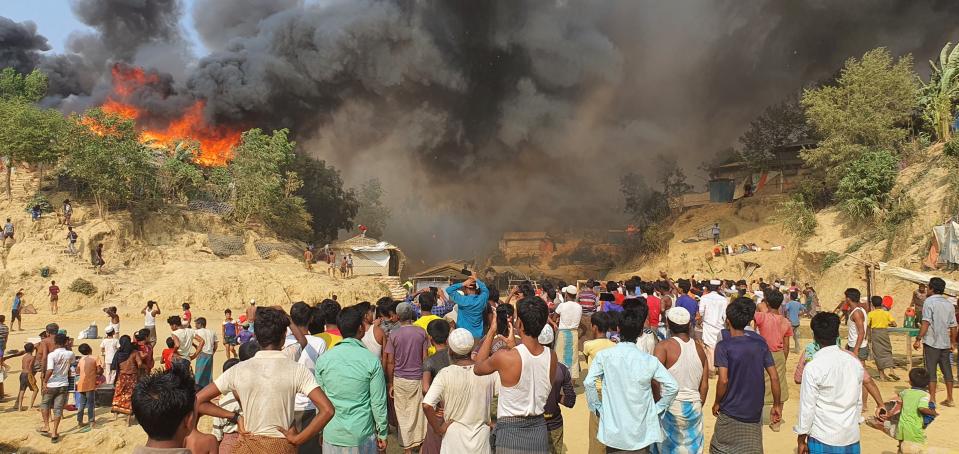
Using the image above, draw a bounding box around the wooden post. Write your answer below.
[865,264,873,299]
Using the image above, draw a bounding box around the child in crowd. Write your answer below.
[222,309,239,360]
[161,337,176,371]
[237,322,254,345]
[181,303,193,328]
[897,368,938,453]
[15,343,39,410]
[212,358,241,451]
[131,366,198,454]
[75,343,99,431]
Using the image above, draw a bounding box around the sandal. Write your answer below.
[941,400,955,408]
[35,428,49,437]
[51,436,60,444]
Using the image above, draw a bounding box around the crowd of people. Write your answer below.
[0,272,957,454]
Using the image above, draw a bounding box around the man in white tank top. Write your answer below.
[474,296,557,453]
[653,307,708,453]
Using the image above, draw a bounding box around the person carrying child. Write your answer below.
[897,368,938,453]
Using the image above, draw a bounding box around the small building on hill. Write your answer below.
[329,235,406,277]
[411,260,471,291]
[499,232,555,262]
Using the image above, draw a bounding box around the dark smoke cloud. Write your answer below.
[192,0,301,51]
[0,17,50,73]
[5,0,959,263]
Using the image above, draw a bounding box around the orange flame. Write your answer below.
[84,64,241,166]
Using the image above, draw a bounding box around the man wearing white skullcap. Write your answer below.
[653,307,708,453]
[699,279,729,376]
[422,328,498,454]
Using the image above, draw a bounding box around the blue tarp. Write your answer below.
[709,179,736,203]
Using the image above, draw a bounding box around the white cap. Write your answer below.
[538,325,555,345]
[709,279,721,286]
[562,285,578,295]
[249,299,256,305]
[448,328,475,355]
[666,307,691,325]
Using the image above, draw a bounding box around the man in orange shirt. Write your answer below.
[754,289,792,429]
[75,343,99,431]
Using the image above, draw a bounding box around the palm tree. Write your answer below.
[920,42,959,142]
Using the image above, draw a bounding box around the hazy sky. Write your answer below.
[1,0,206,54]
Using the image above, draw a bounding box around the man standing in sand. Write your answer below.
[303,247,313,272]
[698,279,728,376]
[913,277,957,407]
[347,253,354,277]
[385,302,429,453]
[10,289,24,331]
[48,281,60,315]
[327,250,337,278]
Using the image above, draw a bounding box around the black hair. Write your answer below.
[606,281,619,293]
[135,329,149,342]
[418,292,436,312]
[726,297,756,330]
[238,340,260,360]
[308,306,325,335]
[355,301,373,316]
[132,365,196,441]
[54,333,67,346]
[765,289,784,309]
[318,300,342,326]
[518,281,536,299]
[623,297,649,326]
[496,304,514,337]
[677,279,691,292]
[195,317,207,328]
[517,296,548,337]
[182,303,190,310]
[640,281,655,295]
[224,308,232,314]
[620,306,645,343]
[427,319,450,344]
[253,307,289,348]
[909,367,931,388]
[24,342,35,353]
[167,316,182,327]
[607,310,622,332]
[165,337,175,348]
[590,311,611,332]
[810,312,840,347]
[871,296,884,308]
[146,300,156,309]
[46,323,59,334]
[929,277,946,294]
[223,358,240,373]
[78,343,92,355]
[290,301,312,327]
[337,305,365,339]
[656,280,671,292]
[543,281,556,300]
[624,280,637,294]
[599,292,615,302]
[376,297,396,317]
[844,288,861,303]
[487,286,500,304]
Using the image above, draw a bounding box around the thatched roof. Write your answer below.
[413,260,471,279]
[502,231,549,241]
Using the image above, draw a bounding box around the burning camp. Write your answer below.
[3,0,959,453]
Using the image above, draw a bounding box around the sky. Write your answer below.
[1,0,207,54]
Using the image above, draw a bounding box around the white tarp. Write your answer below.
[355,250,391,268]
[933,221,959,265]
[877,262,959,296]
[351,241,396,253]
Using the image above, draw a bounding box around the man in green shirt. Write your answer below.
[315,305,389,452]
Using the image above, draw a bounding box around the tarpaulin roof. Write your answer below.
[932,221,959,265]
[877,262,959,296]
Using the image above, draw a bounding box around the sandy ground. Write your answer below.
[3,310,959,453]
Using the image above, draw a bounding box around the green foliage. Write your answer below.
[0,98,71,197]
[61,108,158,217]
[295,154,358,244]
[623,223,674,259]
[793,176,834,209]
[919,42,959,142]
[24,193,54,213]
[228,128,311,238]
[657,155,693,199]
[0,68,48,102]
[884,193,918,227]
[801,48,919,185]
[844,238,868,254]
[354,178,391,239]
[776,196,818,243]
[835,149,898,220]
[158,146,205,202]
[621,172,670,228]
[944,136,959,157]
[739,97,815,169]
[821,251,841,273]
[68,278,97,296]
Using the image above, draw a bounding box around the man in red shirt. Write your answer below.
[48,281,60,315]
[641,281,662,335]
[753,289,793,428]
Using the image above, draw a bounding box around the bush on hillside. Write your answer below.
[944,136,959,157]
[836,149,898,220]
[68,278,97,296]
[24,193,54,213]
[777,196,818,243]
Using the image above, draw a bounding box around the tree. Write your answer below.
[294,154,358,244]
[354,178,390,239]
[801,48,918,185]
[158,142,205,202]
[739,98,815,169]
[835,149,898,220]
[0,68,63,198]
[656,155,693,199]
[920,42,959,142]
[228,128,311,238]
[62,109,157,217]
[621,172,670,229]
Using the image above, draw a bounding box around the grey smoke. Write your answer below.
[0,17,50,73]
[4,0,959,262]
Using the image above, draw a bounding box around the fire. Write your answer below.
[84,64,241,166]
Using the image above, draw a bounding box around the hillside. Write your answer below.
[612,144,958,309]
[0,167,393,319]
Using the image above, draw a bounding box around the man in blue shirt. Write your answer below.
[674,279,699,322]
[782,294,803,353]
[710,298,781,454]
[444,273,489,339]
[11,289,23,331]
[585,299,679,452]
